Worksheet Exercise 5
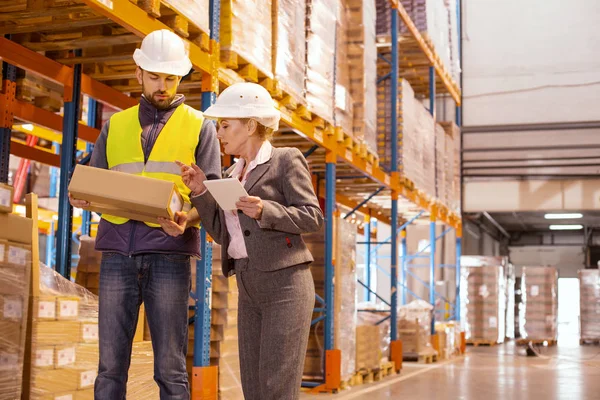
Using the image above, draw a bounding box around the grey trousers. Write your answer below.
[234,259,315,400]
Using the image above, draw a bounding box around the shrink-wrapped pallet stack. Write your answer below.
[356,306,390,369]
[520,267,558,341]
[398,300,434,355]
[335,1,354,136]
[440,122,461,212]
[579,269,600,342]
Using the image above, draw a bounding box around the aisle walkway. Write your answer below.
[301,341,600,399]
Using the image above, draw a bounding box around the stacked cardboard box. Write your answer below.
[440,122,461,212]
[579,269,600,341]
[435,123,447,203]
[398,300,433,355]
[520,267,558,341]
[346,0,377,152]
[434,322,459,359]
[305,0,338,125]
[0,183,13,213]
[355,325,381,370]
[461,264,506,343]
[221,0,273,78]
[357,306,391,364]
[75,236,101,296]
[0,203,32,400]
[334,1,354,137]
[376,77,436,196]
[304,217,357,381]
[161,0,210,37]
[188,245,243,399]
[272,0,307,104]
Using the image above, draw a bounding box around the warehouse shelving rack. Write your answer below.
[0,0,462,395]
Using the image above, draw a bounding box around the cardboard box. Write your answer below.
[56,297,80,320]
[76,344,99,366]
[0,294,25,320]
[30,367,96,393]
[0,239,7,264]
[68,165,184,225]
[55,345,77,368]
[32,346,55,369]
[74,389,94,400]
[0,213,33,244]
[0,183,13,214]
[80,322,99,343]
[0,319,22,347]
[0,267,27,295]
[32,296,58,320]
[32,321,80,345]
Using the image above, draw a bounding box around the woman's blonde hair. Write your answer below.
[240,118,275,141]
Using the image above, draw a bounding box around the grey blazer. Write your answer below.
[191,146,324,277]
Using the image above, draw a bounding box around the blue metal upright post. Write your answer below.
[455,235,462,321]
[401,230,407,305]
[56,49,83,279]
[324,155,336,352]
[0,35,16,184]
[193,0,221,374]
[81,98,97,237]
[429,217,436,334]
[429,66,436,118]
[389,2,399,344]
[365,213,371,302]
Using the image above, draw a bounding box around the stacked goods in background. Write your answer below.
[305,0,338,124]
[159,0,210,37]
[220,0,273,78]
[334,1,354,137]
[272,0,307,104]
[440,122,461,212]
[435,321,461,358]
[188,244,243,399]
[346,0,378,152]
[24,263,157,399]
[356,305,390,369]
[304,217,358,381]
[434,123,447,203]
[398,300,434,356]
[579,269,600,342]
[505,263,516,340]
[520,267,558,341]
[376,77,435,196]
[0,200,32,400]
[460,257,506,344]
[74,236,101,296]
[374,0,460,83]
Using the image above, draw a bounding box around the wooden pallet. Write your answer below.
[403,351,438,364]
[516,338,558,347]
[373,361,396,380]
[580,338,600,346]
[467,340,499,347]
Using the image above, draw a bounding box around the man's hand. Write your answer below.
[176,161,207,195]
[69,193,90,209]
[236,196,264,220]
[158,211,188,237]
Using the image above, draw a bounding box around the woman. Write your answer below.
[179,82,324,400]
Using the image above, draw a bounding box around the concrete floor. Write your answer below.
[301,340,600,399]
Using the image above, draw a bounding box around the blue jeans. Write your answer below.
[94,253,191,400]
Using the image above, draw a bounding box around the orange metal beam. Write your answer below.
[0,38,136,110]
[10,139,60,167]
[13,100,101,143]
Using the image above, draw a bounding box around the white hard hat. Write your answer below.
[133,29,192,76]
[203,82,281,130]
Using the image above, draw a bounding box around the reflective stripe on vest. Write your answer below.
[104,103,203,228]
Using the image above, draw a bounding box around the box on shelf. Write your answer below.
[0,183,13,214]
[68,165,184,225]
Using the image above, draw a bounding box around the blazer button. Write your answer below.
[244,230,251,237]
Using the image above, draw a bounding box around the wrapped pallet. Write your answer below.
[346,0,377,152]
[335,1,354,137]
[273,0,307,104]
[398,300,434,355]
[377,77,435,196]
[306,0,338,124]
[460,259,506,344]
[435,123,446,203]
[440,122,461,212]
[356,304,389,369]
[579,269,600,342]
[24,264,158,399]
[520,267,558,341]
[0,214,32,400]
[161,0,210,36]
[221,0,273,78]
[303,217,357,381]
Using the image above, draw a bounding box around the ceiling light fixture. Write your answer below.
[544,213,583,220]
[549,224,583,231]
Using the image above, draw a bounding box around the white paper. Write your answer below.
[80,370,97,388]
[479,284,489,298]
[35,348,54,367]
[57,347,76,367]
[0,186,10,208]
[3,297,22,319]
[37,300,56,319]
[0,243,5,263]
[203,178,249,211]
[0,352,18,371]
[169,192,183,216]
[83,323,99,341]
[489,317,497,328]
[58,300,79,318]
[8,246,29,267]
[55,395,74,400]
[531,285,540,297]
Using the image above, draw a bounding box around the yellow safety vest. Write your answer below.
[104,103,203,228]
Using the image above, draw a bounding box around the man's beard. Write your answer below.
[142,84,176,110]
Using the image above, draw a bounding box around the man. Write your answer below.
[69,29,221,399]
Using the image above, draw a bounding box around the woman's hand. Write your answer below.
[236,196,264,220]
[68,193,89,209]
[176,161,207,195]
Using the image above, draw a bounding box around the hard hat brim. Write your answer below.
[203,104,281,130]
[133,49,192,77]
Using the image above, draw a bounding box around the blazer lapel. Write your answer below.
[223,164,236,179]
[244,162,270,193]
